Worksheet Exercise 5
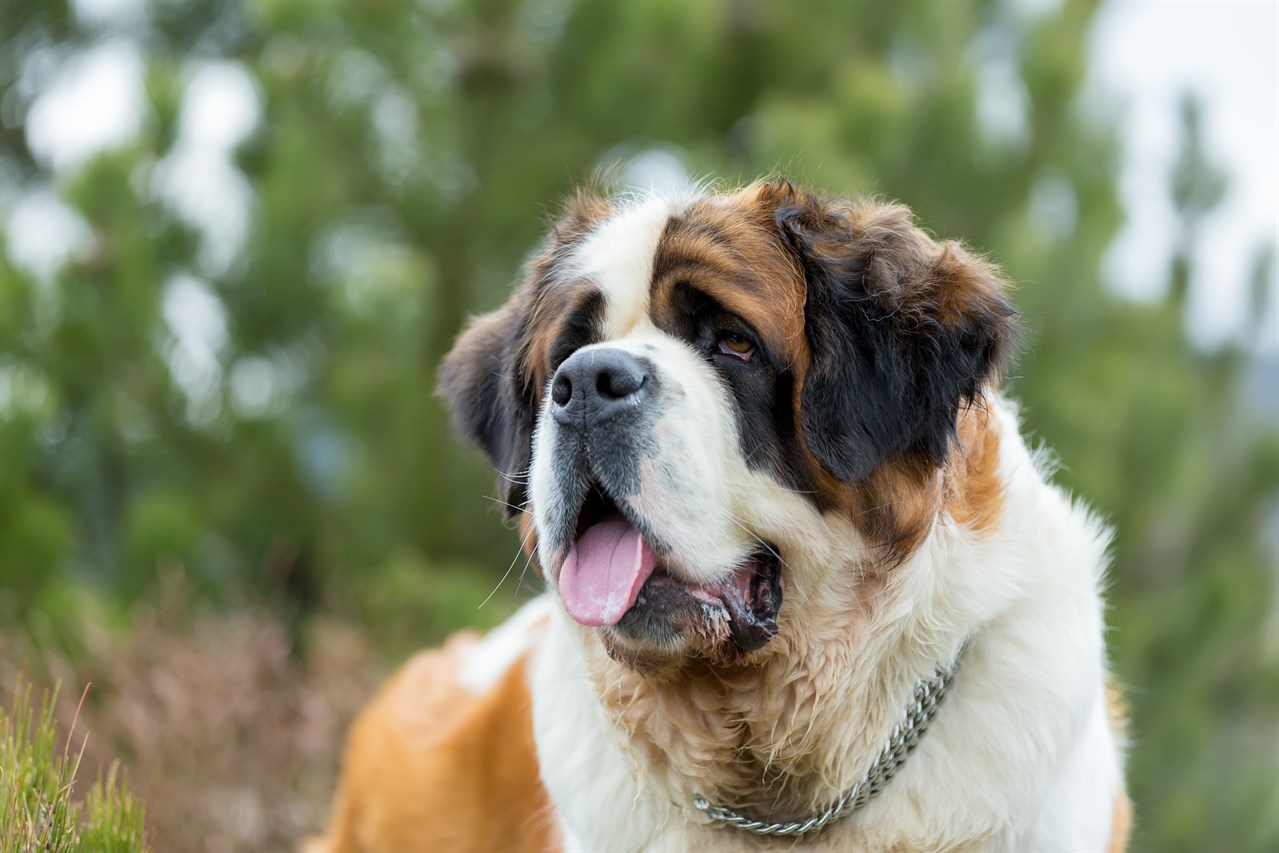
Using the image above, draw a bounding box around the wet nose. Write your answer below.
[551,348,652,426]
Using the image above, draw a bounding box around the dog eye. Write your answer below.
[717,334,755,361]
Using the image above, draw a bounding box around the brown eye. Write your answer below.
[717,334,755,361]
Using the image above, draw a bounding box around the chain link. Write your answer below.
[692,645,965,838]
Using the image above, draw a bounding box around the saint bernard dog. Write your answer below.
[310,180,1131,852]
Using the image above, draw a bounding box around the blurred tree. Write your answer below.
[0,0,1274,848]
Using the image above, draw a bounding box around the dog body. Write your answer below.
[532,396,1125,852]
[313,181,1129,852]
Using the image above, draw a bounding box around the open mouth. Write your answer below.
[557,483,784,652]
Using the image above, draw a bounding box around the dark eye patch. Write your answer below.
[648,281,818,494]
[663,282,768,366]
[647,204,824,503]
[661,281,713,341]
[547,289,604,371]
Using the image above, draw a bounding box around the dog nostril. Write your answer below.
[551,374,572,407]
[598,368,644,400]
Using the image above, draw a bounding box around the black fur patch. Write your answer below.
[777,196,1018,485]
[438,194,612,519]
[547,290,605,374]
[437,294,537,518]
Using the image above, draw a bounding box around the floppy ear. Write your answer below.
[777,190,1019,485]
[438,291,536,519]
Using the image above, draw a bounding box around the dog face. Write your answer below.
[440,181,1017,669]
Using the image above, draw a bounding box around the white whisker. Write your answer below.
[478,520,536,609]
[722,511,788,567]
[481,493,530,513]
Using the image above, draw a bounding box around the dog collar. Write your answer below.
[692,643,967,838]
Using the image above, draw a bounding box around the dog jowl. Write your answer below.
[314,179,1127,853]
[439,179,1018,668]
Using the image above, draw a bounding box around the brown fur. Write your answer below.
[577,411,1011,831]
[724,182,1016,562]
[524,285,590,402]
[1105,681,1133,852]
[455,180,1016,564]
[522,191,614,398]
[550,183,1022,830]
[438,190,614,519]
[946,405,1004,535]
[652,193,812,366]
[307,635,559,853]
[1109,791,1133,853]
[584,568,923,823]
[837,402,1005,567]
[336,181,1118,852]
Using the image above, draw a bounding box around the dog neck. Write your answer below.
[532,399,1124,851]
[575,414,1004,824]
[580,590,967,826]
[692,645,965,837]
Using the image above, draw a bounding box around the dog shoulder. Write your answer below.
[308,598,559,853]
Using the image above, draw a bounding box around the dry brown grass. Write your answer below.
[0,576,380,853]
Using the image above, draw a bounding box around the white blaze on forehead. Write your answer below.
[568,196,674,338]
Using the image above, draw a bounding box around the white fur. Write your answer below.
[531,332,790,587]
[457,596,550,693]
[518,195,1124,850]
[526,398,1123,851]
[532,192,834,591]
[567,195,675,339]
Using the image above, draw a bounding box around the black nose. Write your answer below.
[551,348,652,425]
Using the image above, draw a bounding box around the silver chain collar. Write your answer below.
[691,644,967,838]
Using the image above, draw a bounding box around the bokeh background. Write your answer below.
[1,0,1276,850]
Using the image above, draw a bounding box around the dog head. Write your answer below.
[440,180,1017,670]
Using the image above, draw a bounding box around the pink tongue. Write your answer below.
[559,515,657,627]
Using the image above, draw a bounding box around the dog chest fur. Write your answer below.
[312,181,1130,852]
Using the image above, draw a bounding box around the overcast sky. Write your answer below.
[1088,0,1279,351]
[5,0,1278,355]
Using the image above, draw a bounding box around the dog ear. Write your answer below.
[438,292,536,519]
[437,189,611,518]
[776,188,1019,485]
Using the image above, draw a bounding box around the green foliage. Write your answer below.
[0,0,1275,849]
[0,680,150,852]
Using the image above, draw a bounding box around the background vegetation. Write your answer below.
[1,0,1275,849]
[1,677,150,852]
